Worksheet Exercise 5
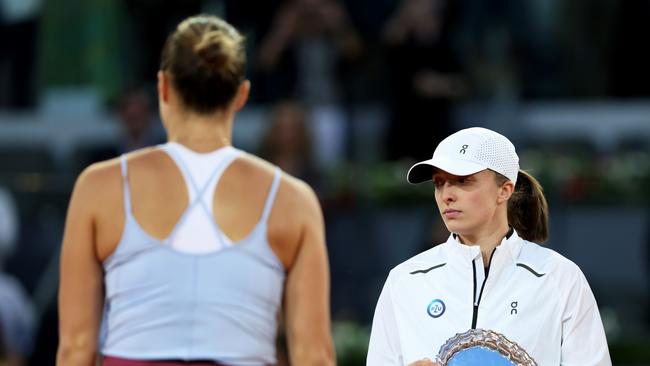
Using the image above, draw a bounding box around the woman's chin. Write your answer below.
[442,221,464,235]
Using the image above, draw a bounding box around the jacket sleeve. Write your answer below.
[367,277,403,366]
[560,267,612,366]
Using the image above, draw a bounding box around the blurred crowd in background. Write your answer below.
[1,0,650,365]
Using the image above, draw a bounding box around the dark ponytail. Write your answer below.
[496,170,549,243]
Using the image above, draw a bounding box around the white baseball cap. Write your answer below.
[407,127,520,184]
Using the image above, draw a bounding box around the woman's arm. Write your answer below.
[283,182,336,365]
[559,266,612,365]
[367,279,404,365]
[57,168,106,366]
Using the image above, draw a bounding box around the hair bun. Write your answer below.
[161,14,246,112]
[194,30,234,70]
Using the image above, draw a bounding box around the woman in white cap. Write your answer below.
[367,127,611,365]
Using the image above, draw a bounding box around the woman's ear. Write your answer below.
[232,80,250,112]
[497,180,515,204]
[157,70,169,104]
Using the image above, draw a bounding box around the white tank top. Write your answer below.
[161,142,239,253]
[100,143,286,364]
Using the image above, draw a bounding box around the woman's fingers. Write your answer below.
[408,358,440,366]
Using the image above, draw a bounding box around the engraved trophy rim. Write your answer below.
[436,328,537,366]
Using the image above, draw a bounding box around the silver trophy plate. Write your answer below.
[436,329,537,366]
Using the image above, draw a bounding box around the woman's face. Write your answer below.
[433,169,508,239]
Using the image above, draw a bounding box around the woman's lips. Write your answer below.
[443,209,461,219]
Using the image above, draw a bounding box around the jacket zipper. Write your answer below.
[471,247,497,329]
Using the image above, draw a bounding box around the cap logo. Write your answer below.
[460,144,468,154]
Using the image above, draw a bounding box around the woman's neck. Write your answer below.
[165,111,233,153]
[458,222,511,266]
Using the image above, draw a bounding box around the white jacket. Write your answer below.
[367,230,611,366]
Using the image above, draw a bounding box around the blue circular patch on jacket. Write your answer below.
[427,299,446,318]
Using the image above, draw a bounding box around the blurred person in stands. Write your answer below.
[255,0,363,104]
[57,14,334,366]
[256,0,364,168]
[1,332,6,366]
[79,87,165,171]
[259,100,322,193]
[82,87,165,167]
[0,0,41,109]
[115,87,165,153]
[382,0,465,161]
[367,128,611,365]
[0,187,35,366]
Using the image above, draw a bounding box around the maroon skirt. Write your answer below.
[102,356,232,366]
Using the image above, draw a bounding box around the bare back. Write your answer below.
[93,146,303,270]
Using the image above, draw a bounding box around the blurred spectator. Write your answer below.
[255,0,363,104]
[0,0,41,109]
[256,0,364,169]
[0,189,17,270]
[558,0,616,97]
[608,1,650,97]
[79,87,165,167]
[0,187,35,366]
[114,87,164,153]
[121,0,201,88]
[259,100,322,192]
[382,0,466,161]
[25,301,56,366]
[0,330,6,365]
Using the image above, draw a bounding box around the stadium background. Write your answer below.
[0,0,649,364]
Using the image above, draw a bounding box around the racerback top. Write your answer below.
[100,143,286,365]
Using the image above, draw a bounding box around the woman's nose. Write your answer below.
[437,182,455,202]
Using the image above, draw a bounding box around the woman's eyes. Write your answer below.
[434,177,471,187]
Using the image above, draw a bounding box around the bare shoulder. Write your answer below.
[124,146,171,172]
[232,153,323,269]
[71,147,157,209]
[74,157,122,196]
[236,152,321,217]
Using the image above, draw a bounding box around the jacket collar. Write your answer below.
[444,228,523,267]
